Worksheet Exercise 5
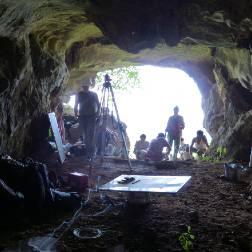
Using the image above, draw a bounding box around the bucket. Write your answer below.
[224,164,237,181]
[224,163,243,181]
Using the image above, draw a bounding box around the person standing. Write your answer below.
[165,106,185,160]
[74,84,100,159]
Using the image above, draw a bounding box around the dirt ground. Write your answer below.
[0,156,252,252]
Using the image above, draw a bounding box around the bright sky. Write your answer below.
[68,65,211,152]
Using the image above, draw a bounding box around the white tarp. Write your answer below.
[48,112,65,164]
[99,175,191,193]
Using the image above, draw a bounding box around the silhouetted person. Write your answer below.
[74,84,99,160]
[165,106,185,160]
[179,138,191,160]
[134,134,149,160]
[190,130,209,156]
[146,133,170,161]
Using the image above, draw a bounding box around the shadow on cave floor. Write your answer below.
[0,157,252,252]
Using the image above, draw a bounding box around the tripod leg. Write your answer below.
[98,88,110,161]
[90,86,110,166]
[109,86,133,171]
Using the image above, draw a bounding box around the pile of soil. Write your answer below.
[0,157,251,252]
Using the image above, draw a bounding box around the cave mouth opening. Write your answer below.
[67,65,211,154]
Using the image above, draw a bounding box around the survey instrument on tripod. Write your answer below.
[92,74,133,171]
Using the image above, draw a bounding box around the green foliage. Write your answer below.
[178,226,195,252]
[216,146,227,159]
[197,146,227,163]
[198,155,212,162]
[95,66,140,92]
[63,104,74,115]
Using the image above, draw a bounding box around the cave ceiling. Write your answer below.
[1,0,251,92]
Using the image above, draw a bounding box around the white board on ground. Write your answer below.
[99,175,191,193]
[48,112,65,164]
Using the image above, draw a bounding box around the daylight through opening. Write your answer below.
[67,65,211,156]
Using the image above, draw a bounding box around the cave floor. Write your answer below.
[0,157,252,252]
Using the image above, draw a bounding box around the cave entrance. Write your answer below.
[67,65,211,155]
[114,65,211,155]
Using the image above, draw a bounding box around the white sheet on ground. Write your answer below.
[99,175,191,193]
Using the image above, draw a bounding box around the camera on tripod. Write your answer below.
[92,73,133,170]
[103,74,112,88]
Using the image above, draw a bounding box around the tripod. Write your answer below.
[92,74,133,171]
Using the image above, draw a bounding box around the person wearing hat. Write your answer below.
[74,83,100,160]
[165,106,185,160]
[146,133,171,161]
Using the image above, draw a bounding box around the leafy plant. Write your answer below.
[197,146,227,163]
[198,155,224,163]
[63,104,75,115]
[95,66,140,92]
[178,226,195,252]
[216,146,227,160]
[198,155,212,162]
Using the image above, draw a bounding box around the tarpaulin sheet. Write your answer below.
[99,175,191,193]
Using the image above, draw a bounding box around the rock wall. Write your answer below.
[204,48,252,160]
[0,34,68,156]
[0,0,69,156]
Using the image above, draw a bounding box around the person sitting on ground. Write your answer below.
[146,133,171,162]
[96,127,119,156]
[104,129,120,156]
[113,122,130,158]
[190,130,210,157]
[179,138,192,160]
[134,134,149,160]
